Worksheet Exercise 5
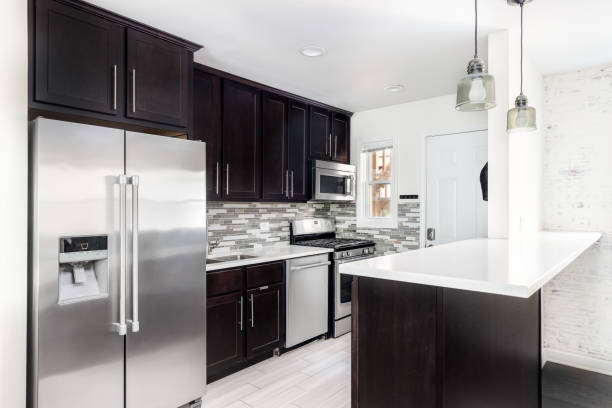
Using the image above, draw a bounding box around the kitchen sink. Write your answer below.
[206,254,258,264]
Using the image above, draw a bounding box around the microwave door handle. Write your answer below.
[345,176,352,195]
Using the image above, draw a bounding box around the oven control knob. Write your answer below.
[362,248,369,255]
[345,251,350,257]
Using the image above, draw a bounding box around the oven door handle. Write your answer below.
[335,254,376,265]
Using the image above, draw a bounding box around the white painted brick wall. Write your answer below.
[542,64,612,363]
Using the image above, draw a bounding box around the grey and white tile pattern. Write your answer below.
[331,202,421,255]
[206,202,330,255]
[206,201,421,256]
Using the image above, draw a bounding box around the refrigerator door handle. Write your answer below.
[113,175,128,336]
[128,175,140,333]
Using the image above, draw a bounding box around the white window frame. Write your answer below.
[357,139,397,229]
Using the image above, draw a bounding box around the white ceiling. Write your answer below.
[91,0,612,112]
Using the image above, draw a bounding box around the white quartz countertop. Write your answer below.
[339,232,601,298]
[206,245,333,272]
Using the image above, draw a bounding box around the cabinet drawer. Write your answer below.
[207,268,243,297]
[246,261,283,289]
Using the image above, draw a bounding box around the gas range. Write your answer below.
[290,218,375,256]
[290,218,376,339]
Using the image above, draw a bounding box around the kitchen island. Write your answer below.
[340,232,600,408]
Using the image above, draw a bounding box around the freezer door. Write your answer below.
[125,131,206,408]
[29,118,125,408]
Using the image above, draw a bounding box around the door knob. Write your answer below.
[427,227,436,241]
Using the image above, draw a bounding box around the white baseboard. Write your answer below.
[543,348,612,377]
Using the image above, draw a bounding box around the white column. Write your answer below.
[0,0,28,406]
[487,29,543,238]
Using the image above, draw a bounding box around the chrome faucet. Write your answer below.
[206,218,220,255]
[208,238,220,255]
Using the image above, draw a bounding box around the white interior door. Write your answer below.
[426,131,488,246]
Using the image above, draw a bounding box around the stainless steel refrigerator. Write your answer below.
[28,118,206,408]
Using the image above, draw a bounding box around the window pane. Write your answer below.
[369,148,391,181]
[368,183,391,217]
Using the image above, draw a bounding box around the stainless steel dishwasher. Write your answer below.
[285,253,331,348]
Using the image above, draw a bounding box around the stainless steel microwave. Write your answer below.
[311,160,356,201]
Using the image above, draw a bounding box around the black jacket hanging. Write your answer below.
[480,162,488,201]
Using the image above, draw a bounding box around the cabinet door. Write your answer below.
[309,106,331,161]
[262,92,288,201]
[287,100,309,201]
[207,291,246,381]
[192,69,222,200]
[222,80,261,200]
[332,113,350,164]
[35,0,123,115]
[246,283,284,359]
[127,29,189,127]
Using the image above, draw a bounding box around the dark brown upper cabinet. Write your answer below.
[35,0,124,115]
[192,69,222,201]
[331,113,350,164]
[262,92,288,201]
[126,29,189,127]
[287,100,310,201]
[246,283,283,360]
[30,0,201,134]
[309,106,331,161]
[222,80,261,200]
[192,63,352,202]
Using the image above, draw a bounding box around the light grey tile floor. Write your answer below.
[204,334,351,408]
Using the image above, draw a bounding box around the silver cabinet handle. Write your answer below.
[328,133,332,158]
[114,175,127,336]
[226,163,229,196]
[216,162,220,196]
[285,170,289,198]
[291,261,331,271]
[291,171,294,198]
[132,69,136,113]
[250,294,254,328]
[239,296,244,332]
[113,65,117,111]
[334,135,338,159]
[128,175,140,333]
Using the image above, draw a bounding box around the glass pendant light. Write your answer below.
[507,0,536,132]
[456,0,496,111]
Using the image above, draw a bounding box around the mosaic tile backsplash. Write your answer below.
[206,201,421,256]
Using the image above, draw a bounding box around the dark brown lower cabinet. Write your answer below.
[207,262,285,382]
[206,291,245,378]
[246,283,284,359]
[351,277,541,408]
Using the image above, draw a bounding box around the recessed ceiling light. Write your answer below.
[300,46,326,57]
[384,85,405,93]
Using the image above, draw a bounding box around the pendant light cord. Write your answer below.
[520,2,524,95]
[474,0,478,58]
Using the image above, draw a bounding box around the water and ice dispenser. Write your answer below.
[58,235,109,303]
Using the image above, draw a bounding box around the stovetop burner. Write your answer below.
[296,238,375,250]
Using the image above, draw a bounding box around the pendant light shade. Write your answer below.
[456,0,496,111]
[507,0,537,132]
[456,58,496,111]
[507,95,536,132]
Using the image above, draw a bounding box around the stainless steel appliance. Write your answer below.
[311,160,356,202]
[28,118,206,408]
[290,218,375,338]
[285,254,330,348]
